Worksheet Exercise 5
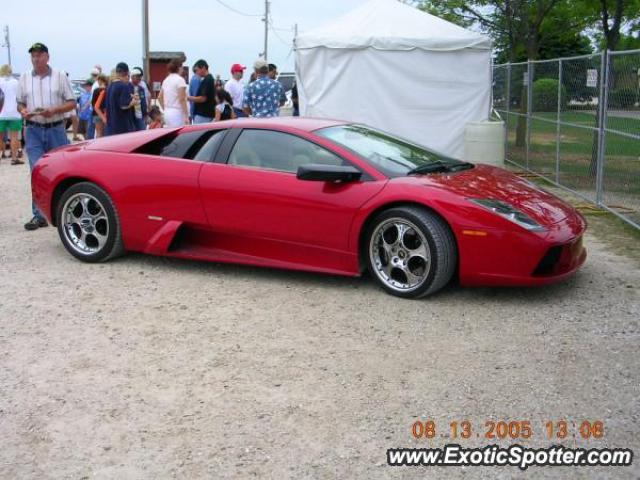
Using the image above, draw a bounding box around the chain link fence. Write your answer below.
[493,50,640,229]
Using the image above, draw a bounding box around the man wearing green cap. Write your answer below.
[16,42,76,230]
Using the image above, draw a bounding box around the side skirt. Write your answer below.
[143,223,360,277]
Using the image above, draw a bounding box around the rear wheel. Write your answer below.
[366,207,457,298]
[56,182,124,262]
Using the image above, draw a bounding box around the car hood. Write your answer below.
[411,164,577,226]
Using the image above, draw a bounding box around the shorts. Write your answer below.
[0,119,23,132]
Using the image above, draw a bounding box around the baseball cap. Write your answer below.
[253,59,268,70]
[231,63,246,73]
[28,42,48,54]
[82,78,94,86]
[91,67,100,75]
[131,67,143,77]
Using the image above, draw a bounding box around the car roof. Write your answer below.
[183,117,349,133]
[83,118,351,154]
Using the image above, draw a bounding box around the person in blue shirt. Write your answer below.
[105,62,137,136]
[77,79,93,138]
[188,65,202,124]
[243,59,285,118]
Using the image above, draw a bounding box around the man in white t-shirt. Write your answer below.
[225,63,246,118]
[0,64,24,164]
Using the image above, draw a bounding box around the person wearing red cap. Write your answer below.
[225,63,246,118]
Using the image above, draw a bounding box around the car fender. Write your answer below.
[348,182,463,253]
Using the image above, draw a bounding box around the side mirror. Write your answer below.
[297,164,362,183]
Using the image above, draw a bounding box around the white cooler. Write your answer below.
[463,121,506,166]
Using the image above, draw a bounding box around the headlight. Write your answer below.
[469,199,545,232]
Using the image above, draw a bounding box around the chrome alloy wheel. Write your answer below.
[369,217,432,292]
[61,193,110,255]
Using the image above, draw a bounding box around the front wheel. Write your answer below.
[56,182,124,262]
[366,207,457,299]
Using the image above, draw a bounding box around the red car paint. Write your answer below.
[32,118,587,287]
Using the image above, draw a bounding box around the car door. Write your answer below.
[109,128,226,251]
[197,128,386,272]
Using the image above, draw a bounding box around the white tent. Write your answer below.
[294,0,492,158]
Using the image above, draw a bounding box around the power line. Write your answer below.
[213,1,291,58]
[213,0,261,17]
[268,19,292,47]
[269,23,292,32]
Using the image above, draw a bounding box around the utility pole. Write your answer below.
[262,0,270,60]
[142,0,150,84]
[293,23,298,56]
[2,25,10,67]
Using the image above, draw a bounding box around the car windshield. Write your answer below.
[315,124,473,178]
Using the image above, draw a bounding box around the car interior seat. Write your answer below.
[313,147,343,166]
[229,141,260,167]
[286,141,313,171]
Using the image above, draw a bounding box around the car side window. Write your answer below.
[193,130,227,162]
[147,130,222,161]
[159,131,207,159]
[227,129,345,173]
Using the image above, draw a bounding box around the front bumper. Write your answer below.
[457,213,587,287]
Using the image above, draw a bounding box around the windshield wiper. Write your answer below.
[407,160,448,175]
[407,160,474,175]
[446,161,474,172]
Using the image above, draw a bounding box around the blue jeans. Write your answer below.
[193,115,213,124]
[134,116,146,131]
[26,123,69,219]
[233,107,246,118]
[86,115,95,139]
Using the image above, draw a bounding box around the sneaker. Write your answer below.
[24,217,48,231]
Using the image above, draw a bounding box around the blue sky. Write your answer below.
[2,0,370,79]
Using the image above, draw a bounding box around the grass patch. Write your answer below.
[504,112,640,196]
[506,111,639,156]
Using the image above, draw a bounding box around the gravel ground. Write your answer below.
[0,156,639,479]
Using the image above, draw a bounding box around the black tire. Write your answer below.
[365,206,457,299]
[56,182,124,263]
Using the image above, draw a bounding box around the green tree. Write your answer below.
[580,0,640,175]
[582,0,640,52]
[415,1,592,61]
[414,1,593,146]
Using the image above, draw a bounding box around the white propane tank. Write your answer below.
[463,121,506,166]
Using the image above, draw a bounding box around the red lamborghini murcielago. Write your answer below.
[31,118,586,298]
